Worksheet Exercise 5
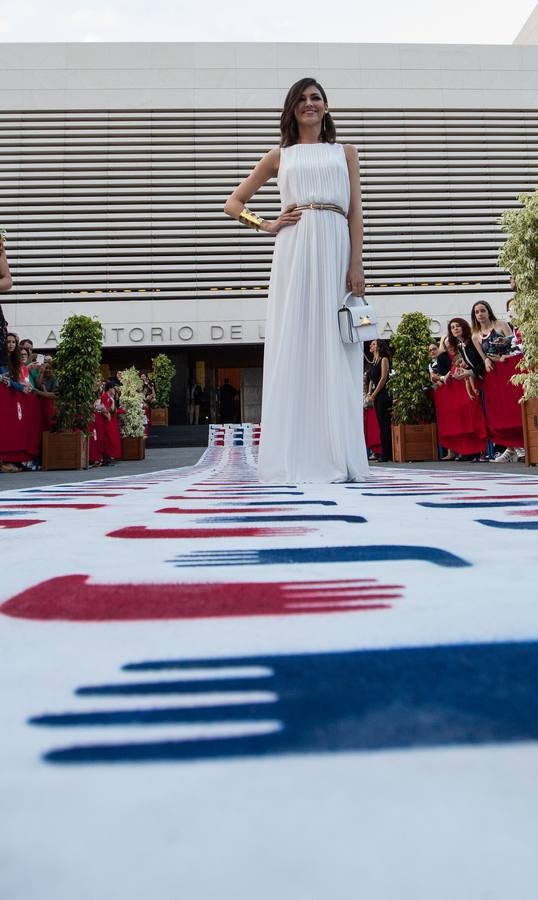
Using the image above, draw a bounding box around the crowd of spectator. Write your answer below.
[1,234,530,472]
[0,332,59,471]
[364,294,527,463]
[1,319,529,474]
[2,242,164,474]
[0,348,158,473]
[87,374,154,467]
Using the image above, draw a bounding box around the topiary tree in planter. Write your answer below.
[149,353,176,425]
[498,190,538,463]
[388,312,435,424]
[118,366,146,459]
[119,367,145,438]
[388,311,438,461]
[54,315,103,431]
[42,314,103,470]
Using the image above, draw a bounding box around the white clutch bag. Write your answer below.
[338,293,378,344]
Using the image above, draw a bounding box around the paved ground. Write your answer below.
[1,444,537,899]
[0,447,205,488]
[0,445,532,489]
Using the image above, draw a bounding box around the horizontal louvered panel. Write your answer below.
[1,107,535,303]
[0,182,525,192]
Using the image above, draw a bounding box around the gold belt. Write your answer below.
[295,203,347,218]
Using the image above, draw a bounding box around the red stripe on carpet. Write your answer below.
[0,574,402,620]
[107,525,314,539]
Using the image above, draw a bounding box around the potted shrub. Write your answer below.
[498,191,538,465]
[149,353,175,426]
[119,366,146,460]
[42,315,103,470]
[388,311,438,461]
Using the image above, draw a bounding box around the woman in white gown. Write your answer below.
[224,77,369,483]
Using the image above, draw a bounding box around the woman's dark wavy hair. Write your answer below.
[446,317,472,351]
[470,300,497,334]
[280,77,336,148]
[7,331,21,381]
[372,338,393,362]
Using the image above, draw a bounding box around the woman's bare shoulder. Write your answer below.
[265,146,281,175]
[497,318,512,334]
[343,143,359,160]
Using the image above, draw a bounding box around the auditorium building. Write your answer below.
[1,21,538,422]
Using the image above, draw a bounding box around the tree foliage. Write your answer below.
[54,315,103,432]
[119,367,145,438]
[150,353,176,407]
[388,312,434,425]
[498,192,538,294]
[498,191,538,400]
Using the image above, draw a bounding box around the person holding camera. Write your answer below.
[33,356,58,397]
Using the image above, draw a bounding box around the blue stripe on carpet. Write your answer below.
[40,640,538,764]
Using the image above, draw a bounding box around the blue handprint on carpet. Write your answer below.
[32,640,538,764]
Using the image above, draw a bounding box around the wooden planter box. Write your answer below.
[522,398,538,466]
[42,431,89,471]
[121,436,146,461]
[151,407,169,426]
[391,422,439,462]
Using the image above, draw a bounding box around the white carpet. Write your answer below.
[1,444,538,899]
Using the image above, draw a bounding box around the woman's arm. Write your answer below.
[224,149,302,236]
[365,375,375,404]
[343,144,365,297]
[0,244,13,292]
[32,386,55,398]
[472,333,494,372]
[7,378,31,393]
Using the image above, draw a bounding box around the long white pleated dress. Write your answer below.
[258,142,369,483]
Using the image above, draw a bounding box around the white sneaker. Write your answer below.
[516,448,526,462]
[493,447,518,463]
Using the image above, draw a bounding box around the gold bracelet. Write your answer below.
[238,208,265,231]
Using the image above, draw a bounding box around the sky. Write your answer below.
[0,0,536,44]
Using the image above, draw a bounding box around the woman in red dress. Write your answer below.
[100,380,122,463]
[88,383,106,466]
[471,300,524,460]
[434,318,487,459]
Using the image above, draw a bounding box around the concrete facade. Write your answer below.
[1,42,538,358]
[514,4,538,44]
[2,42,538,110]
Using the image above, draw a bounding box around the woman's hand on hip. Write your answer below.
[346,263,365,296]
[264,204,302,235]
